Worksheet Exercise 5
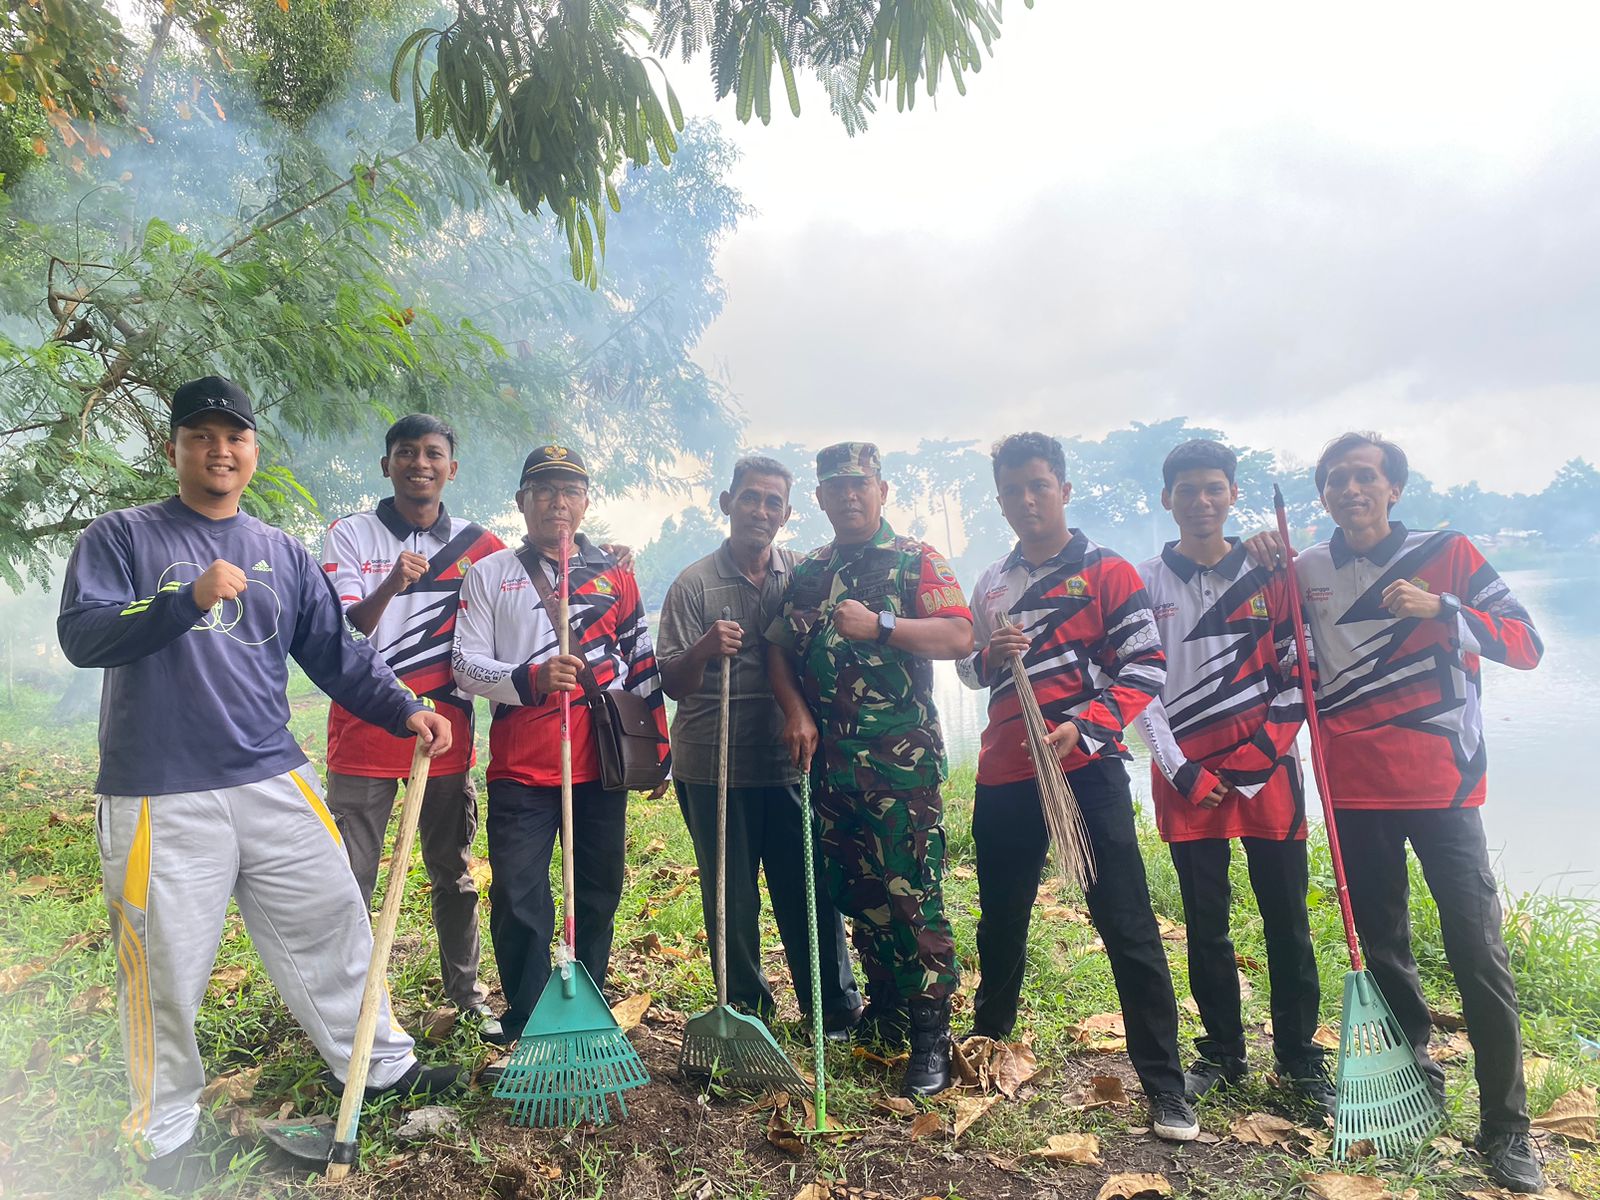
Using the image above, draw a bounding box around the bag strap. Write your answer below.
[516,542,607,706]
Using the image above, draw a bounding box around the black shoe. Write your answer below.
[1279,1055,1337,1118]
[461,1002,512,1045]
[1150,1090,1201,1142]
[819,1004,864,1043]
[1182,1055,1247,1102]
[1476,1130,1545,1194]
[900,999,952,1097]
[853,1000,911,1051]
[141,1136,210,1194]
[364,1061,462,1101]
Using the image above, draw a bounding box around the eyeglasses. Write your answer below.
[525,482,589,505]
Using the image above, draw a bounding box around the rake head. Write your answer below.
[492,959,649,1127]
[1332,970,1444,1159]
[679,1005,805,1092]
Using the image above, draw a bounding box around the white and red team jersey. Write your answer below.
[450,535,669,789]
[1294,523,1542,810]
[321,499,505,777]
[1135,541,1307,843]
[956,531,1167,786]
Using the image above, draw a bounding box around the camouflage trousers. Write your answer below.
[811,784,959,1003]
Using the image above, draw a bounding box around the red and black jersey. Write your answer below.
[450,535,669,789]
[1294,523,1542,810]
[1135,541,1307,843]
[321,500,504,777]
[957,531,1166,786]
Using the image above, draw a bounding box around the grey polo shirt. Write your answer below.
[656,541,798,787]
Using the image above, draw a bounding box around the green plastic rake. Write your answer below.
[1275,487,1442,1158]
[493,531,648,1126]
[680,612,805,1092]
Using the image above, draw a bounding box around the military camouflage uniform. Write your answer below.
[766,451,972,1003]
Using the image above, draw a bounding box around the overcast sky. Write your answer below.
[659,2,1600,506]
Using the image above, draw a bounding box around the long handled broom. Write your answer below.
[260,739,432,1172]
[680,609,806,1091]
[1273,486,1442,1158]
[493,530,649,1126]
[999,613,1096,891]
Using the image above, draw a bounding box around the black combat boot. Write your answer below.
[853,983,910,1050]
[900,998,953,1097]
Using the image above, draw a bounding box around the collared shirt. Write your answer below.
[1294,522,1542,810]
[320,498,504,776]
[1134,539,1307,842]
[451,533,669,788]
[957,530,1166,787]
[766,519,971,792]
[656,541,797,787]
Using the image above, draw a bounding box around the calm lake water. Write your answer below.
[931,564,1600,894]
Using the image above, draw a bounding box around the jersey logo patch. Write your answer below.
[592,576,614,596]
[457,557,471,574]
[932,557,958,585]
[1411,576,1431,592]
[1249,592,1268,618]
[1064,574,1089,597]
[1307,586,1332,603]
[1153,601,1179,621]
[252,560,273,573]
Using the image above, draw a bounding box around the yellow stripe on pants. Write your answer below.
[291,771,343,848]
[116,798,156,1146]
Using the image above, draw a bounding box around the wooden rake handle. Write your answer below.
[327,736,433,1178]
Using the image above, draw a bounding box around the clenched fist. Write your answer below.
[193,560,248,610]
[383,550,430,594]
[536,653,586,694]
[830,598,880,642]
[699,619,743,659]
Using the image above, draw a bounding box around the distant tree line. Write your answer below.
[634,418,1600,609]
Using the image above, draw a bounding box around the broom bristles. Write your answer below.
[1000,618,1096,891]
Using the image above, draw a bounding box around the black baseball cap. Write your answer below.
[171,376,256,432]
[519,443,589,487]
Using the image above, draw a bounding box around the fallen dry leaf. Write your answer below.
[1429,1030,1472,1063]
[200,1066,260,1106]
[1428,1134,1463,1157]
[872,1096,917,1116]
[1095,1172,1173,1200]
[468,858,492,891]
[1427,1005,1467,1031]
[1179,995,1200,1017]
[1040,904,1092,924]
[1301,1172,1390,1200]
[419,1005,458,1040]
[950,1037,984,1086]
[68,985,113,1015]
[766,1107,804,1156]
[208,964,248,996]
[0,960,49,995]
[951,1093,1001,1137]
[1313,1024,1342,1051]
[907,1111,943,1140]
[1066,1011,1127,1051]
[1531,1085,1597,1143]
[990,1041,1038,1098]
[1028,1132,1101,1165]
[1230,1111,1302,1148]
[1156,914,1185,941]
[1069,936,1108,961]
[791,1186,831,1200]
[1063,1074,1130,1110]
[1235,952,1263,972]
[12,875,66,898]
[532,1162,561,1181]
[1345,1138,1376,1158]
[1523,1054,1553,1087]
[610,992,652,1031]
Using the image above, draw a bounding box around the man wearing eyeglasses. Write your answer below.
[451,445,670,1041]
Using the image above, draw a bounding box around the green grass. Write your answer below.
[1,679,1598,1198]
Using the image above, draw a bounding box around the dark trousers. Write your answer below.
[326,770,485,1008]
[973,760,1184,1096]
[676,781,862,1020]
[485,779,627,1036]
[1168,836,1321,1067]
[1334,806,1529,1133]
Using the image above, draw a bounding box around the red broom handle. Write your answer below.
[559,530,576,955]
[1273,486,1363,971]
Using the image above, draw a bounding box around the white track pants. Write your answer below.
[95,763,417,1156]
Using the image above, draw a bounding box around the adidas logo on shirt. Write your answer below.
[251,560,272,573]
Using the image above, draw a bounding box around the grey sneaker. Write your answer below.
[1182,1055,1247,1102]
[1150,1090,1201,1142]
[1476,1130,1545,1194]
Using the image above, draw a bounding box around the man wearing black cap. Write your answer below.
[57,378,460,1191]
[452,444,671,1040]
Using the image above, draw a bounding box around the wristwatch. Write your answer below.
[1437,592,1461,620]
[876,609,897,644]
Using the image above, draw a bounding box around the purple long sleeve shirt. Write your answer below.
[58,497,424,795]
